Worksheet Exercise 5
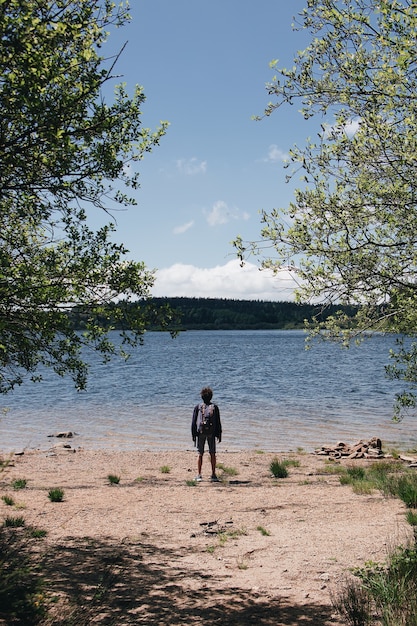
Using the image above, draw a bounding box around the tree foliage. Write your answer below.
[0,0,173,393]
[234,0,417,416]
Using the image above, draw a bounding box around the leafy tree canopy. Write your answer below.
[0,0,173,393]
[234,0,417,416]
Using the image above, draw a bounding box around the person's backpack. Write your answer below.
[199,403,214,435]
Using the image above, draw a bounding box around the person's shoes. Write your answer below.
[195,474,202,482]
[210,474,219,482]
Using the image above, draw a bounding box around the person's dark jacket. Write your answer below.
[191,402,222,444]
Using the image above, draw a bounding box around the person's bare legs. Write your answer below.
[210,453,216,476]
[197,454,203,475]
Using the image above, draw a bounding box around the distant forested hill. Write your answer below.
[141,297,358,331]
[70,297,358,331]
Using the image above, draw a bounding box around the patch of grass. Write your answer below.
[0,454,12,470]
[336,461,417,506]
[48,487,64,502]
[337,465,368,489]
[2,495,14,506]
[331,575,372,626]
[30,528,47,539]
[134,476,144,483]
[367,460,402,479]
[334,460,417,625]
[395,475,417,508]
[377,472,417,507]
[339,474,351,485]
[107,474,120,485]
[283,458,300,468]
[347,543,417,625]
[186,479,197,486]
[406,509,417,527]
[270,457,288,479]
[227,528,247,539]
[257,525,271,536]
[346,466,366,481]
[206,526,247,552]
[3,515,25,528]
[160,465,171,474]
[254,449,264,454]
[338,462,401,495]
[216,463,238,477]
[218,533,228,546]
[322,462,346,474]
[386,448,401,459]
[351,480,375,495]
[237,557,248,569]
[12,478,27,490]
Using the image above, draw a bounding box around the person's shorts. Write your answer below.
[197,432,216,455]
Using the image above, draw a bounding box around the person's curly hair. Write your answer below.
[200,387,213,403]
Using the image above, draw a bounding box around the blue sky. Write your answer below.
[103,1,311,300]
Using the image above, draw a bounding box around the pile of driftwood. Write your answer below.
[314,437,385,459]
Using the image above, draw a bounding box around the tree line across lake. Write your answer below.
[157,297,358,330]
[100,297,358,331]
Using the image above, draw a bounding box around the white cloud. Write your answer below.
[176,157,207,175]
[265,144,289,162]
[205,200,250,227]
[153,259,298,301]
[343,119,360,137]
[173,220,194,235]
[324,118,360,138]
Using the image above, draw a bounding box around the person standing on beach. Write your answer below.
[191,386,222,482]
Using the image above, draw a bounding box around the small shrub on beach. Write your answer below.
[186,479,197,486]
[30,528,47,539]
[48,488,64,502]
[160,466,171,474]
[257,525,271,536]
[2,495,14,506]
[3,515,25,528]
[12,479,27,490]
[107,474,120,485]
[270,458,288,479]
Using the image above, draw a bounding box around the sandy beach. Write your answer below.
[0,445,412,625]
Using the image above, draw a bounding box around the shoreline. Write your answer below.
[1,426,413,457]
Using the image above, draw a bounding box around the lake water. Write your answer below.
[1,330,417,453]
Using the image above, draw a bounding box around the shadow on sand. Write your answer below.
[39,536,341,625]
